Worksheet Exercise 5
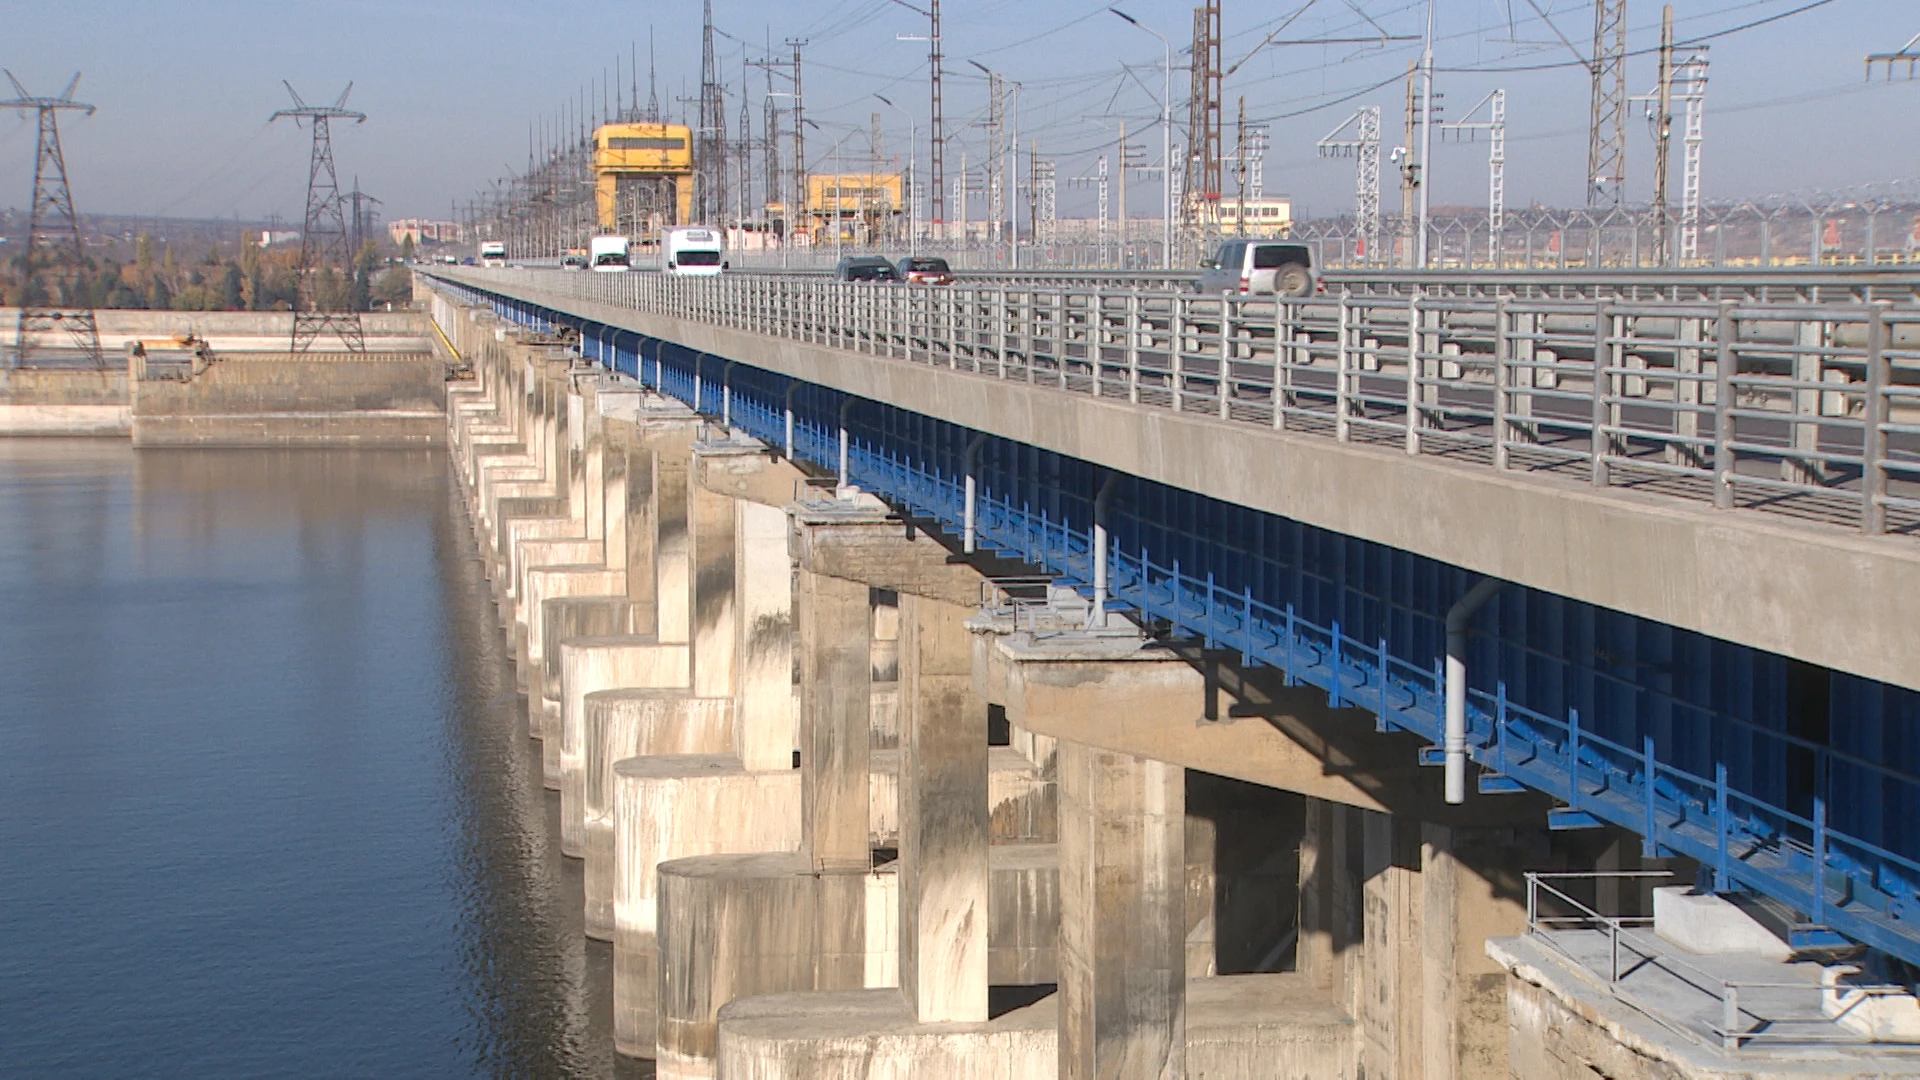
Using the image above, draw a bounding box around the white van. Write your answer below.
[479,241,507,268]
[662,227,726,277]
[589,235,631,272]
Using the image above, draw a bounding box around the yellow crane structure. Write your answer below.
[592,122,695,236]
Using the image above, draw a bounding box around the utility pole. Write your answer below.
[1587,0,1628,207]
[1233,97,1247,236]
[1416,0,1436,268]
[790,39,808,237]
[1651,6,1675,264]
[891,0,943,234]
[1397,62,1419,268]
[0,71,101,369]
[269,81,366,354]
[1110,8,1175,268]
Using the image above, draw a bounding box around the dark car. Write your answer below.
[894,256,954,285]
[834,256,899,283]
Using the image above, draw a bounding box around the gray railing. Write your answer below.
[432,267,1920,538]
[1525,872,1913,1051]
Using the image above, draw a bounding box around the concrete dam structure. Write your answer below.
[0,309,444,444]
[426,274,1920,1079]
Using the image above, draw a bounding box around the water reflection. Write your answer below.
[0,440,645,1078]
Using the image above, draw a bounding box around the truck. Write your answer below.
[478,240,507,268]
[589,235,631,272]
[661,226,725,277]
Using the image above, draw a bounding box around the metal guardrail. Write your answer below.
[1525,872,1912,1051]
[434,266,1920,538]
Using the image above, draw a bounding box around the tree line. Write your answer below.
[1,233,412,312]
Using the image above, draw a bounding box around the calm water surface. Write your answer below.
[0,441,645,1078]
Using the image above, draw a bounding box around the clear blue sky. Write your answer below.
[0,0,1913,224]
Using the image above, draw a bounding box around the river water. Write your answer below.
[0,441,645,1078]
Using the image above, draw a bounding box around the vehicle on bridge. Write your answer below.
[478,240,507,268]
[662,227,725,276]
[1198,239,1316,297]
[894,256,954,285]
[835,255,899,283]
[561,250,588,271]
[589,235,631,273]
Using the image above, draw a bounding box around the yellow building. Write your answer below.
[1215,197,1293,237]
[592,122,695,234]
[805,173,904,241]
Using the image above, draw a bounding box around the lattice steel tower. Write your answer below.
[3,72,101,369]
[697,0,728,224]
[1587,0,1628,207]
[270,82,366,353]
[1318,107,1381,266]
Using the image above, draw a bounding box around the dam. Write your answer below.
[4,275,1918,1077]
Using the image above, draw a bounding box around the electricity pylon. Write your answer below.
[270,81,366,354]
[2,71,101,369]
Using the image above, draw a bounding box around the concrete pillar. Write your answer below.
[615,760,804,1059]
[689,475,737,700]
[654,427,695,646]
[896,592,990,1024]
[583,690,733,939]
[733,499,797,772]
[1057,739,1187,1080]
[1361,812,1422,1080]
[799,565,873,874]
[1418,824,1531,1080]
[557,635,690,856]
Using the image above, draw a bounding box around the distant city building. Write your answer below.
[260,229,302,246]
[387,219,463,245]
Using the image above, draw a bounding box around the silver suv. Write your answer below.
[1197,240,1316,297]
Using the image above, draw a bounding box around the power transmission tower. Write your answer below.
[739,57,755,225]
[1032,154,1056,244]
[789,39,808,232]
[986,72,1005,244]
[1675,47,1709,262]
[270,81,367,354]
[345,176,382,257]
[1587,0,1628,207]
[1318,106,1382,265]
[1,71,101,369]
[1438,90,1506,265]
[1070,156,1111,260]
[1245,123,1268,200]
[697,0,728,224]
[1186,1,1222,227]
[1866,31,1920,80]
